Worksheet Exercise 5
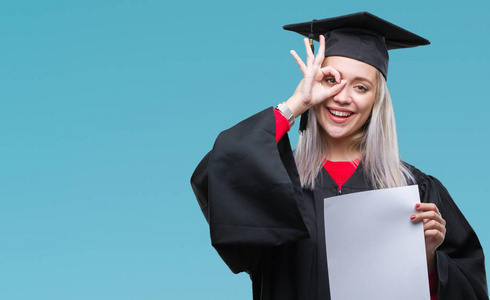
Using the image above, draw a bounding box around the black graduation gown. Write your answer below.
[191,108,488,300]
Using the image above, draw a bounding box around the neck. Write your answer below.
[324,137,361,162]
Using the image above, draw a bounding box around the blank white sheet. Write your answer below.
[324,185,430,300]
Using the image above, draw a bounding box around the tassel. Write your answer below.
[299,111,309,132]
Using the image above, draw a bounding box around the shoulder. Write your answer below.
[402,162,455,212]
[403,161,442,188]
[403,162,448,199]
[403,162,430,185]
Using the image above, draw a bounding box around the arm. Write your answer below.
[274,108,291,143]
[411,202,446,299]
[191,35,347,275]
[191,108,309,274]
[415,175,488,300]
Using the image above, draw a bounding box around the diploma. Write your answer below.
[324,185,430,300]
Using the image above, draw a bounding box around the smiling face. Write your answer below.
[314,56,378,145]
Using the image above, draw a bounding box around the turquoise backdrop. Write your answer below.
[0,1,488,299]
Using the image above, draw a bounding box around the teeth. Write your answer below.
[328,109,352,117]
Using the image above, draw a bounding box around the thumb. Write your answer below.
[327,80,347,97]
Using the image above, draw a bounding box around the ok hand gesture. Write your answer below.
[286,35,347,118]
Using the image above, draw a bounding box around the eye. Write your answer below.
[355,85,368,92]
[325,77,337,85]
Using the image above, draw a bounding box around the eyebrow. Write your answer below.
[352,76,375,87]
[333,68,376,87]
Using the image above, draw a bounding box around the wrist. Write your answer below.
[285,95,309,118]
[427,251,436,273]
[275,102,295,127]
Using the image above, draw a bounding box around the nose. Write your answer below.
[332,84,351,105]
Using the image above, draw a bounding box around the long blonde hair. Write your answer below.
[294,71,414,189]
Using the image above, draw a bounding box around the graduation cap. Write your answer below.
[283,12,430,131]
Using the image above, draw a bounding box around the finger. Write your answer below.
[423,220,447,234]
[320,66,342,84]
[413,202,444,224]
[424,229,445,242]
[411,210,444,223]
[290,50,307,74]
[411,210,445,225]
[304,38,313,55]
[303,38,315,65]
[314,35,326,65]
[415,203,441,215]
[424,229,445,253]
[323,79,347,98]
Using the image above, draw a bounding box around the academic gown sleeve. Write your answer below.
[190,108,310,274]
[416,171,489,300]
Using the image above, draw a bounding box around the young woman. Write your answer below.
[191,12,488,300]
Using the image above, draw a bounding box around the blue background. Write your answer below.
[0,0,488,299]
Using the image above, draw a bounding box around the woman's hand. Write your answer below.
[286,35,347,118]
[410,203,446,272]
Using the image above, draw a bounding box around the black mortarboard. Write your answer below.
[283,11,430,131]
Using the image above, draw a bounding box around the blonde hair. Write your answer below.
[294,71,414,189]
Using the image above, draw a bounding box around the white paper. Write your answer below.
[324,185,430,300]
